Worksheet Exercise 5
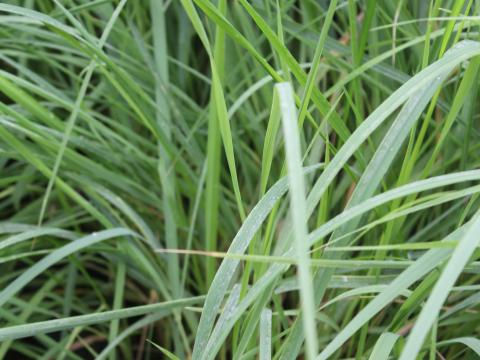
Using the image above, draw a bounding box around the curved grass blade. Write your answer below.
[38,0,128,226]
[368,332,400,360]
[399,212,480,359]
[0,228,136,308]
[437,337,480,356]
[316,225,467,360]
[191,164,322,358]
[0,295,204,342]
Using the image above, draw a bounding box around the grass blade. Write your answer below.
[278,82,318,358]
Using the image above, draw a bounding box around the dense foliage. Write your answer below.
[1,0,480,358]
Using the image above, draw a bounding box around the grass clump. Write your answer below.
[1,0,480,359]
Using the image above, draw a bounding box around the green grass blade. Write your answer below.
[0,228,136,308]
[438,337,480,356]
[259,308,272,360]
[277,82,318,358]
[0,296,203,342]
[368,332,400,360]
[399,212,480,359]
[191,165,321,358]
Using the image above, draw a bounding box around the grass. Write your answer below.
[0,0,480,359]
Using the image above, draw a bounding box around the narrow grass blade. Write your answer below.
[0,228,136,308]
[438,337,480,356]
[260,308,272,360]
[277,82,318,358]
[316,225,467,360]
[191,165,321,358]
[399,212,480,359]
[0,296,204,342]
